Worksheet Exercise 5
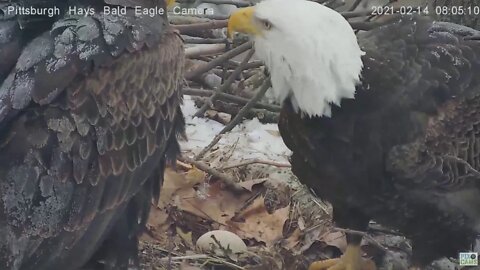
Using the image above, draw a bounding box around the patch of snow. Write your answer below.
[180,96,291,163]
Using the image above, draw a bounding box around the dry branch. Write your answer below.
[348,0,363,12]
[183,37,228,44]
[195,79,271,160]
[226,59,263,70]
[201,0,251,7]
[368,223,404,237]
[194,49,255,117]
[179,156,245,193]
[169,15,210,25]
[222,159,291,170]
[241,61,263,70]
[174,20,228,33]
[185,44,227,58]
[335,228,389,253]
[341,9,373,18]
[192,97,279,123]
[186,14,229,20]
[184,88,281,112]
[209,100,280,123]
[186,41,253,80]
[350,21,387,31]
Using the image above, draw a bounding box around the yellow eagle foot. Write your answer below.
[308,245,376,270]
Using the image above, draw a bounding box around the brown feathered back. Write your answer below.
[0,1,185,269]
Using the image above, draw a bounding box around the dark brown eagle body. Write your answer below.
[0,1,185,269]
[279,16,480,267]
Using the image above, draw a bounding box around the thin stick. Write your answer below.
[177,13,229,20]
[185,44,227,58]
[335,228,389,253]
[179,156,245,193]
[226,59,263,70]
[368,223,404,236]
[158,251,246,269]
[311,196,331,215]
[239,61,263,70]
[186,41,253,80]
[195,79,271,160]
[184,88,281,112]
[140,242,182,257]
[183,37,228,44]
[222,158,291,170]
[202,0,251,7]
[350,21,386,31]
[174,20,228,33]
[341,9,372,18]
[169,15,210,25]
[210,100,280,123]
[194,49,255,117]
[167,228,174,270]
[348,0,363,11]
[160,254,209,261]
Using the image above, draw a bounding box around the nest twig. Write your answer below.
[179,156,245,193]
[201,0,251,7]
[335,228,389,253]
[195,79,272,160]
[221,159,291,170]
[186,41,253,80]
[194,49,255,117]
[184,88,281,112]
[174,19,228,33]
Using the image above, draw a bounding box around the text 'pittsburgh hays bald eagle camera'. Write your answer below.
[228,0,480,269]
[0,0,185,269]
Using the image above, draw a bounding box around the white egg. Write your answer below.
[196,230,247,260]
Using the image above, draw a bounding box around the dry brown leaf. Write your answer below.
[320,231,347,252]
[185,166,207,185]
[292,223,329,255]
[228,196,290,246]
[144,205,170,242]
[283,227,303,250]
[174,181,253,225]
[146,167,207,244]
[159,168,206,207]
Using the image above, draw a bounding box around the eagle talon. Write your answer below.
[308,245,376,270]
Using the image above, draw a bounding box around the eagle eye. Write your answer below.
[260,19,272,30]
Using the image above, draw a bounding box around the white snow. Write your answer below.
[180,95,291,164]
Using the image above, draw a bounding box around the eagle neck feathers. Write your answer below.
[252,0,364,118]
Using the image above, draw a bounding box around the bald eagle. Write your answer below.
[228,0,480,269]
[0,0,184,269]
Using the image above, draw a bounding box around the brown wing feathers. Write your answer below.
[0,3,185,269]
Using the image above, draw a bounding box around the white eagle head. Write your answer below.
[227,0,364,117]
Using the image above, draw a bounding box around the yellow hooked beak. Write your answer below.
[166,0,176,8]
[227,7,260,38]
